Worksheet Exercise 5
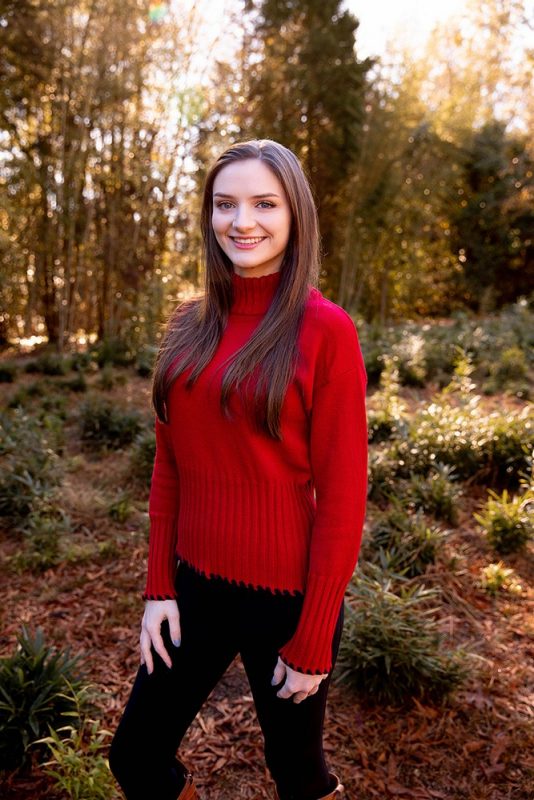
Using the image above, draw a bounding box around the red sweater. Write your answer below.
[144,269,368,675]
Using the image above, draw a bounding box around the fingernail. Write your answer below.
[173,638,181,647]
[271,677,276,685]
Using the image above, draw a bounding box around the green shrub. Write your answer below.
[7,504,71,573]
[108,492,133,523]
[334,569,468,705]
[478,561,523,596]
[8,381,69,427]
[391,397,532,489]
[490,346,528,385]
[363,504,446,577]
[0,626,90,773]
[390,333,427,387]
[135,345,157,378]
[23,359,40,373]
[367,355,408,444]
[96,363,128,391]
[368,447,400,505]
[90,336,135,368]
[32,352,71,376]
[78,395,143,451]
[70,351,95,373]
[356,303,534,393]
[474,487,533,554]
[0,410,62,526]
[406,463,461,525]
[0,362,18,383]
[481,344,530,399]
[129,428,156,487]
[35,711,118,800]
[422,331,459,385]
[59,373,87,393]
[6,378,50,409]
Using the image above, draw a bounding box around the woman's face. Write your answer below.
[212,158,292,278]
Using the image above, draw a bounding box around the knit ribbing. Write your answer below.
[230,269,282,315]
[143,267,368,674]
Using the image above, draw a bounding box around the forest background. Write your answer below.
[1,0,533,351]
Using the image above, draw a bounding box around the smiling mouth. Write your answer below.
[230,237,267,244]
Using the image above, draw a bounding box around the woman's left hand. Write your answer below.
[271,657,327,703]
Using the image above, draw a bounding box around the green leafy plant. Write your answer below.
[129,428,156,487]
[108,492,133,523]
[33,688,118,800]
[391,395,532,489]
[367,354,408,443]
[7,503,72,573]
[0,362,18,383]
[367,447,400,505]
[59,373,88,393]
[0,626,90,773]
[390,333,427,387]
[27,352,72,376]
[474,487,533,554]
[90,336,135,368]
[7,378,52,409]
[406,462,461,525]
[479,561,523,595]
[0,409,62,526]
[135,344,157,378]
[334,568,468,705]
[363,504,446,577]
[483,345,529,397]
[78,395,143,451]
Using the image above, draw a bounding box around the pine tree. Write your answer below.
[241,0,371,297]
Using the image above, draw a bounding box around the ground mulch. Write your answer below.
[0,364,532,799]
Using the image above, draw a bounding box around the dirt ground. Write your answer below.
[0,364,533,799]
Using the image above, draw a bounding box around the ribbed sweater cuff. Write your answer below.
[142,513,179,601]
[277,573,347,675]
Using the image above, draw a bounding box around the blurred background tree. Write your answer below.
[0,0,532,348]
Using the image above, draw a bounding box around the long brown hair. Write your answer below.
[151,138,321,441]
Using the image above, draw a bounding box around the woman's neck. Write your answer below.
[230,270,282,316]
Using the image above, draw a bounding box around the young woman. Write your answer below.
[109,139,368,800]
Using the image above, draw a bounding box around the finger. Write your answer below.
[271,658,286,686]
[150,629,173,670]
[140,630,154,675]
[309,684,320,695]
[276,680,297,699]
[293,691,310,704]
[168,606,182,647]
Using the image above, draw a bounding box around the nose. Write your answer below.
[231,204,256,232]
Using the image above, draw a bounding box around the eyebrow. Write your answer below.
[213,192,280,199]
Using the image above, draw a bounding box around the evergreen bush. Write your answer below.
[78,395,143,451]
[0,626,89,773]
[474,487,533,554]
[334,569,468,705]
[363,504,446,577]
[0,410,62,526]
[129,428,156,487]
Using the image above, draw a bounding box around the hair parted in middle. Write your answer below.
[151,138,322,441]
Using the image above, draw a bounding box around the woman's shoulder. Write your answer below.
[303,286,364,382]
[304,286,359,339]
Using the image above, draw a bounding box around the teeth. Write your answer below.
[233,237,265,244]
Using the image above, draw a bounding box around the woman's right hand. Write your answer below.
[140,599,181,675]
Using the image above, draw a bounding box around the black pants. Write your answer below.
[108,560,344,800]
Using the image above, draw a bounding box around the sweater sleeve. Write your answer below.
[278,320,368,675]
[142,415,180,601]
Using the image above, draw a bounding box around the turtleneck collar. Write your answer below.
[230,270,282,316]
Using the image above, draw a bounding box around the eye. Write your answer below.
[214,200,275,209]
